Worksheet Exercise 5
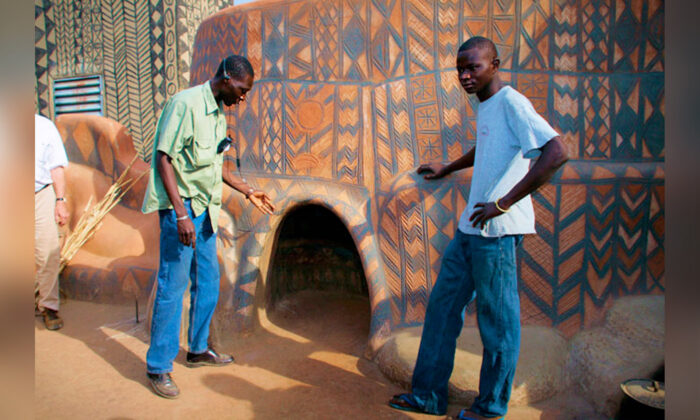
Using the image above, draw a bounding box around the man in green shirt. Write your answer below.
[142,55,274,399]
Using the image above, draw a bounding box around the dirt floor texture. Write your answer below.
[35,292,602,419]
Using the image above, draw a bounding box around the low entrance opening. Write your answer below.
[267,204,370,355]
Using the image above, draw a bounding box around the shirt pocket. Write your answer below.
[192,136,216,167]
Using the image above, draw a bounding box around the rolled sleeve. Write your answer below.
[504,95,559,159]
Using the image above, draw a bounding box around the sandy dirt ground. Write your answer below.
[35,292,600,419]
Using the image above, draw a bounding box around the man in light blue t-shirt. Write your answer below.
[389,37,569,419]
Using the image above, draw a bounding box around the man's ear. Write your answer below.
[492,57,500,70]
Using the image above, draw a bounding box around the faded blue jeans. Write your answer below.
[146,201,220,374]
[410,231,522,417]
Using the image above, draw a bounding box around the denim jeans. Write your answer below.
[146,201,220,374]
[410,231,522,417]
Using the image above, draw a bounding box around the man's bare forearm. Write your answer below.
[499,137,569,209]
[49,166,66,198]
[444,147,475,174]
[156,151,188,217]
[222,158,252,196]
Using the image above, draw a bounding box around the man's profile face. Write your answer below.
[223,73,254,106]
[456,47,498,95]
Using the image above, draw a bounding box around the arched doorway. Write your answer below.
[266,204,370,354]
[268,204,368,306]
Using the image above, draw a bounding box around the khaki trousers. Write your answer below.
[35,186,61,311]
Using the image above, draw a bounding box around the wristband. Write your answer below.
[495,198,510,213]
[245,188,255,199]
[56,197,65,202]
[176,214,189,221]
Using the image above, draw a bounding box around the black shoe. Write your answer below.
[147,372,180,399]
[186,348,234,367]
[42,309,63,331]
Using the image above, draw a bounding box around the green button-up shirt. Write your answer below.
[141,81,227,231]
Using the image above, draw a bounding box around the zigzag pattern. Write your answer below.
[372,84,394,193]
[617,183,648,293]
[520,185,557,323]
[554,184,587,334]
[370,0,404,79]
[149,0,166,135]
[437,0,459,69]
[439,70,471,161]
[518,0,552,70]
[406,0,434,74]
[102,0,130,125]
[582,0,611,72]
[585,184,616,303]
[398,190,430,324]
[646,184,664,291]
[247,9,263,77]
[123,0,156,155]
[54,0,75,76]
[389,79,415,175]
[552,75,580,159]
[313,0,339,81]
[35,0,56,116]
[552,0,578,72]
[583,75,611,158]
[289,1,313,80]
[336,85,362,183]
[227,12,247,56]
[261,82,284,174]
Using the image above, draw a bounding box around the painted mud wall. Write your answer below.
[35,0,241,161]
[50,0,664,352]
[189,0,665,344]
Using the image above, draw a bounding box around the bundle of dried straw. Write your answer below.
[59,155,147,272]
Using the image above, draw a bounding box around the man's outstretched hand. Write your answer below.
[248,190,275,215]
[417,162,449,180]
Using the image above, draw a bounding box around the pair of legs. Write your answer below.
[35,186,63,329]
[396,231,522,418]
[146,201,220,374]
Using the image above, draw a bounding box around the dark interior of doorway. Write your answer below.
[266,204,370,356]
[268,204,368,307]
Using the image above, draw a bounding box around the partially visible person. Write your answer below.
[388,36,569,419]
[35,114,70,331]
[142,54,275,399]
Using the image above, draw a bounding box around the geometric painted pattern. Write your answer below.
[41,0,665,344]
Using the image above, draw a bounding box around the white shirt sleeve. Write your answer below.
[42,118,69,170]
[504,91,559,159]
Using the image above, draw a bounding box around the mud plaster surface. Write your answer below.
[35,291,599,419]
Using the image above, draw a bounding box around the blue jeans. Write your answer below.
[410,231,522,417]
[146,201,220,374]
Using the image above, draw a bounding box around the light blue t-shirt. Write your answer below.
[458,85,559,237]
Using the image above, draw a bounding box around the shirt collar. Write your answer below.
[203,81,222,115]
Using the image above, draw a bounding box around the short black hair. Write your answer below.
[216,55,254,80]
[458,36,498,59]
